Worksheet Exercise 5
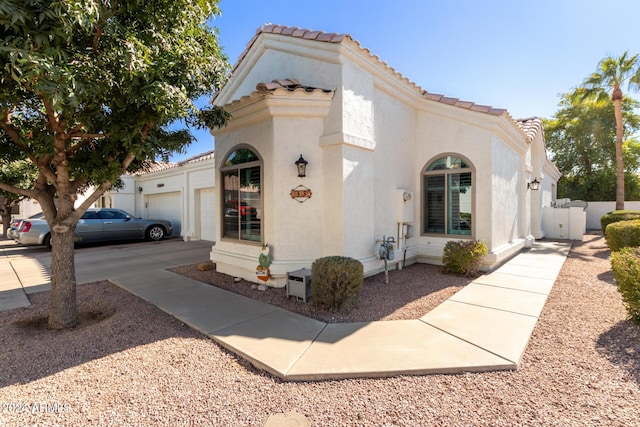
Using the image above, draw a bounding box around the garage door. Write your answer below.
[198,188,216,241]
[147,192,182,236]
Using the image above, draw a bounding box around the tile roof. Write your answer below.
[177,149,215,166]
[422,92,507,116]
[228,24,511,119]
[234,25,346,73]
[135,160,177,175]
[135,150,215,176]
[515,117,544,143]
[256,78,333,95]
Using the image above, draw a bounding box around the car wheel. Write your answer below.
[146,225,165,241]
[43,234,52,250]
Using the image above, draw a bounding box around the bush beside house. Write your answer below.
[442,240,488,278]
[311,256,364,311]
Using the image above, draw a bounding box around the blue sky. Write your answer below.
[172,0,640,161]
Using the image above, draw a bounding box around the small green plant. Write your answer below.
[311,256,364,311]
[610,247,640,323]
[600,210,640,232]
[605,219,640,251]
[442,240,488,277]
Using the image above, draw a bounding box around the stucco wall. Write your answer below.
[412,108,497,263]
[269,116,326,263]
[490,136,522,249]
[372,89,416,245]
[585,201,640,229]
[229,47,340,103]
[341,145,375,259]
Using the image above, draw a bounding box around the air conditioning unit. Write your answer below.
[287,268,312,303]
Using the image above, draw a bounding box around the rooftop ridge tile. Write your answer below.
[515,117,544,142]
[223,24,515,120]
[256,79,333,95]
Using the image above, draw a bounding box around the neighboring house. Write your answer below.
[14,150,217,242]
[209,25,561,286]
[101,150,217,241]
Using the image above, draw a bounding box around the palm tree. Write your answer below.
[582,51,640,210]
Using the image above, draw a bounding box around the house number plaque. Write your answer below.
[290,185,312,203]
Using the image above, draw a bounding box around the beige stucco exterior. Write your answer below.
[210,26,560,286]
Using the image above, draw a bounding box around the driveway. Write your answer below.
[0,237,213,311]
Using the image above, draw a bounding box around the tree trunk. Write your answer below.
[1,213,10,239]
[48,228,78,329]
[613,97,625,211]
[1,199,12,238]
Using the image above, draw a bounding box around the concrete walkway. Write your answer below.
[0,237,570,381]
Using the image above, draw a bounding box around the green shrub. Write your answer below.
[605,219,640,251]
[442,240,488,277]
[610,247,640,323]
[600,210,640,232]
[311,256,364,311]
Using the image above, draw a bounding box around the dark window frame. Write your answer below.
[220,146,263,244]
[421,154,475,238]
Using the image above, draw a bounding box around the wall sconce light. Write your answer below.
[528,177,541,191]
[157,183,165,188]
[295,154,308,178]
[138,186,143,193]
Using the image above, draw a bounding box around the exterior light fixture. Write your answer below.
[528,178,541,191]
[138,186,143,193]
[295,154,308,178]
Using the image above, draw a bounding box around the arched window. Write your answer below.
[221,147,262,242]
[422,155,473,236]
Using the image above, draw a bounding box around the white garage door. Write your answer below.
[147,192,182,236]
[198,188,216,241]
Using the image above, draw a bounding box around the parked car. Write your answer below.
[225,200,257,217]
[14,208,172,249]
[7,212,44,239]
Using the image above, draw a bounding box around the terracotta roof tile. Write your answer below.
[423,93,443,102]
[135,160,176,175]
[291,28,308,37]
[256,79,333,95]
[516,117,543,142]
[469,104,492,113]
[303,30,323,40]
[177,149,215,166]
[455,100,474,109]
[439,96,459,106]
[135,150,215,175]
[421,91,507,116]
[223,24,516,120]
[316,32,339,42]
[281,27,296,36]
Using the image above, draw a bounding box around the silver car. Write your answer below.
[7,212,44,239]
[14,208,172,249]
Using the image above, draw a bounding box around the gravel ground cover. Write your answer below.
[1,232,639,426]
[168,262,469,323]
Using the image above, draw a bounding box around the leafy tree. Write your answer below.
[544,89,640,200]
[0,1,230,329]
[581,51,640,209]
[0,160,38,236]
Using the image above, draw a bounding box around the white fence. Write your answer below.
[585,201,640,229]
